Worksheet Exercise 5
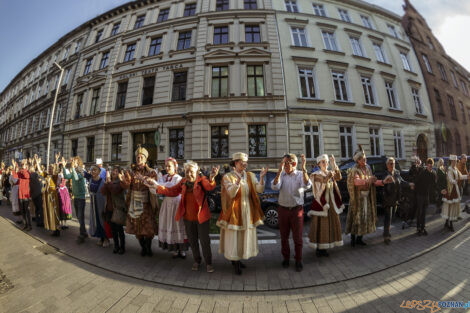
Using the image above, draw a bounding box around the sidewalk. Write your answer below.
[1,200,469,292]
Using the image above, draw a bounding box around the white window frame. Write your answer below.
[55,104,62,125]
[373,42,387,63]
[297,66,318,99]
[437,63,447,81]
[322,30,339,51]
[338,8,351,22]
[339,125,356,160]
[361,76,377,106]
[285,0,299,12]
[303,123,323,160]
[312,3,327,17]
[331,70,350,102]
[369,127,383,156]
[360,15,374,29]
[349,36,365,57]
[412,88,423,114]
[385,80,400,109]
[460,80,469,96]
[387,24,400,39]
[393,130,405,159]
[400,52,412,71]
[422,54,432,73]
[450,71,458,88]
[290,27,309,47]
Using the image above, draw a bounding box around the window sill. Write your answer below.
[206,42,235,51]
[388,107,403,113]
[363,104,382,110]
[297,98,325,104]
[323,49,345,56]
[352,55,371,61]
[334,100,355,106]
[140,53,163,63]
[169,47,196,57]
[290,45,315,51]
[115,59,136,70]
[377,61,392,67]
[239,41,270,49]
[404,69,418,76]
[415,113,427,118]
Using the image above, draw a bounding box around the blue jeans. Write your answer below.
[74,198,87,237]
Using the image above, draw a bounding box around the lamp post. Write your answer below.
[46,62,65,169]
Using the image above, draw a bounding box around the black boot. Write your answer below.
[233,261,242,275]
[356,236,366,246]
[139,238,147,256]
[146,238,153,257]
[112,233,119,254]
[444,219,450,230]
[449,221,455,232]
[118,231,125,254]
[350,234,356,247]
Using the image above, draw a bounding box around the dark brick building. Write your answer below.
[402,0,470,157]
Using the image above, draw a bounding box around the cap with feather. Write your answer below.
[353,144,365,162]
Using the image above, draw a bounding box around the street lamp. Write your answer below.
[46,62,65,168]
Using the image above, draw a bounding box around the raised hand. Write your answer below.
[260,167,269,179]
[300,154,307,171]
[278,159,285,173]
[210,165,220,181]
[106,170,111,183]
[330,155,336,167]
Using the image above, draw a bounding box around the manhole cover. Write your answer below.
[34,244,59,255]
[0,270,13,294]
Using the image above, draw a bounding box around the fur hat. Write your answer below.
[449,154,458,161]
[316,154,328,163]
[232,152,248,162]
[96,158,103,165]
[353,144,365,162]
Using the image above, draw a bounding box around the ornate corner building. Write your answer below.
[402,0,470,157]
[0,0,451,167]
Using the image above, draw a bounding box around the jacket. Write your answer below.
[63,167,87,199]
[12,169,30,200]
[382,169,409,207]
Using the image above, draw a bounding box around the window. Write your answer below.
[211,126,229,158]
[285,0,298,12]
[248,125,267,157]
[177,31,192,50]
[46,108,51,128]
[448,95,457,120]
[83,58,93,75]
[75,93,83,119]
[437,63,448,81]
[400,52,412,71]
[213,26,229,45]
[86,137,95,162]
[361,76,376,105]
[124,43,136,62]
[387,24,400,38]
[460,80,469,96]
[75,40,82,53]
[211,66,228,97]
[349,37,365,57]
[111,134,122,161]
[312,3,327,16]
[148,37,162,56]
[90,88,100,115]
[169,128,184,159]
[216,0,229,11]
[338,9,351,22]
[369,128,381,156]
[361,15,373,29]
[157,8,169,22]
[298,67,316,98]
[36,85,42,100]
[331,71,349,101]
[99,51,110,69]
[245,25,260,43]
[71,139,78,157]
[184,3,196,16]
[412,88,423,114]
[459,101,466,123]
[95,29,103,43]
[426,36,434,50]
[422,54,432,73]
[434,88,444,115]
[385,81,399,109]
[304,125,321,159]
[54,104,62,125]
[291,27,308,47]
[116,82,127,109]
[244,0,257,9]
[63,46,70,60]
[322,31,338,51]
[450,71,458,88]
[63,69,71,85]
[38,111,44,130]
[247,65,264,96]
[142,76,155,105]
[111,23,120,36]
[172,71,187,101]
[134,15,145,29]
[393,130,404,159]
[32,115,37,132]
[339,126,354,159]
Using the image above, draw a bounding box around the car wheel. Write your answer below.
[265,206,279,229]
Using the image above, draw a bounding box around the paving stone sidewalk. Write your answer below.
[1,202,469,292]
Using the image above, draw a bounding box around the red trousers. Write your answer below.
[278,205,304,262]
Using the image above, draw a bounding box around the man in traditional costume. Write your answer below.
[382,157,414,244]
[218,153,267,275]
[271,153,309,272]
[147,161,219,273]
[120,146,158,256]
[308,154,343,256]
[414,158,436,235]
[442,154,469,231]
[457,154,468,207]
[346,145,385,246]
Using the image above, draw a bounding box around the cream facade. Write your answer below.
[274,0,435,166]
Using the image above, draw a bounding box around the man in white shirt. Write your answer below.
[271,153,311,272]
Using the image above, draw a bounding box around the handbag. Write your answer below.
[111,208,127,225]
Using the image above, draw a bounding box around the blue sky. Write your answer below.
[1,0,469,92]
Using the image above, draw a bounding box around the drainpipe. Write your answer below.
[273,11,290,152]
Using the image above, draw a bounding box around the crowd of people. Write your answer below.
[0,145,468,275]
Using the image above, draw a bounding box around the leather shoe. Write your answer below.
[295,262,303,272]
[282,259,289,268]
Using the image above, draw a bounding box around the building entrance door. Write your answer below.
[416,134,428,161]
[133,131,157,167]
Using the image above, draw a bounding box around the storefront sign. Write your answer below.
[119,64,184,80]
